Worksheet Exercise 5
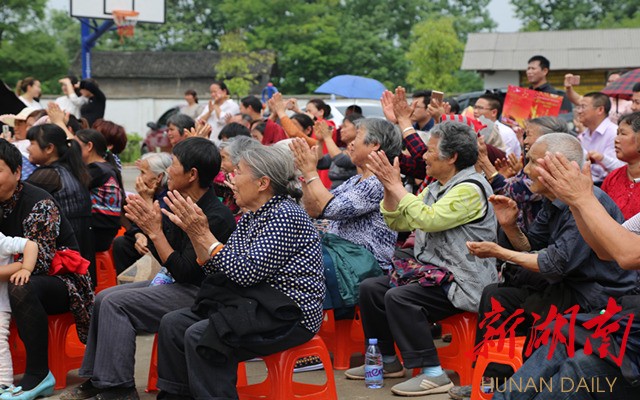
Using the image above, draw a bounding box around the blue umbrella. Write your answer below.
[314,75,386,100]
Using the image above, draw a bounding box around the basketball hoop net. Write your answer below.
[112,10,140,43]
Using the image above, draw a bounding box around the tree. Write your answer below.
[48,10,81,63]
[405,18,467,93]
[0,0,46,43]
[510,0,639,31]
[215,31,275,97]
[0,32,68,94]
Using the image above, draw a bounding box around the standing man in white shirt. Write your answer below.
[473,93,521,159]
[197,81,239,145]
[577,92,625,184]
[55,76,87,118]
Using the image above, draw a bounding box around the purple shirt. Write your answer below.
[579,118,625,183]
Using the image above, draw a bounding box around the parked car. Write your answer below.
[455,89,508,111]
[295,99,384,126]
[141,106,180,154]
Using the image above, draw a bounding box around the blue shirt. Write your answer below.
[322,174,397,267]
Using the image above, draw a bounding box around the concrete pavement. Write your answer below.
[46,333,456,399]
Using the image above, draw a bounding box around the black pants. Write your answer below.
[359,275,462,369]
[112,234,143,275]
[9,276,70,381]
[157,308,314,400]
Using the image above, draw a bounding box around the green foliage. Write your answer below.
[0,0,46,43]
[48,9,81,63]
[120,133,142,164]
[215,31,275,97]
[405,18,466,93]
[0,32,69,94]
[3,0,500,96]
[511,0,639,30]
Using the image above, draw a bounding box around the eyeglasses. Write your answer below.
[473,105,493,111]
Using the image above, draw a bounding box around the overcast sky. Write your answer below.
[53,0,522,32]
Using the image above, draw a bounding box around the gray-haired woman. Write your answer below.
[154,145,325,399]
[112,152,173,274]
[348,121,498,396]
[290,118,403,269]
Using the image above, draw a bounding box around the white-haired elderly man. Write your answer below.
[449,133,640,399]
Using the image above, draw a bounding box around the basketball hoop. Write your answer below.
[112,10,140,43]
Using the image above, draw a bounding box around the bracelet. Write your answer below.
[305,176,320,185]
[488,171,499,181]
[210,244,224,257]
[401,126,415,135]
[208,242,222,255]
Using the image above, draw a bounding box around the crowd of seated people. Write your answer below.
[1,62,640,400]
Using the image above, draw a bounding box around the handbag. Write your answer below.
[389,257,453,288]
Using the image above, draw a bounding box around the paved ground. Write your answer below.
[45,333,456,399]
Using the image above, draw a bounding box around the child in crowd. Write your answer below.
[0,233,38,394]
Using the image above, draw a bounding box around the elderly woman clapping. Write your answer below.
[345,121,499,397]
[153,145,325,399]
[290,118,402,270]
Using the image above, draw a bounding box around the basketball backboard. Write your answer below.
[70,0,165,24]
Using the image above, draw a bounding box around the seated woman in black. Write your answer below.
[0,139,93,399]
[75,129,124,253]
[26,124,94,281]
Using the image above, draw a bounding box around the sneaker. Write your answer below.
[391,373,453,396]
[293,356,324,373]
[344,358,405,380]
[448,384,473,399]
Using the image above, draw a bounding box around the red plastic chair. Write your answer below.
[436,312,478,385]
[10,313,85,390]
[147,333,248,392]
[471,336,526,400]
[95,250,117,294]
[237,335,337,400]
[317,308,365,370]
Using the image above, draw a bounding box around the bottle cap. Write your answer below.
[369,338,378,345]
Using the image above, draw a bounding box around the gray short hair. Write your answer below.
[141,152,172,187]
[223,136,262,166]
[356,118,402,162]
[167,113,196,134]
[535,133,584,169]
[239,146,302,201]
[528,116,570,135]
[430,121,478,170]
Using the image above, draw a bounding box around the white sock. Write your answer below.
[421,365,444,376]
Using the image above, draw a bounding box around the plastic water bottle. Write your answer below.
[149,267,175,286]
[364,338,383,389]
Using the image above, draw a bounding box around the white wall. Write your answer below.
[102,98,184,137]
[481,70,520,89]
[42,97,185,138]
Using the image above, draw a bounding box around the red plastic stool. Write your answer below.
[95,250,117,294]
[147,333,248,392]
[237,335,337,400]
[471,336,525,400]
[436,312,478,385]
[317,308,365,370]
[11,313,85,390]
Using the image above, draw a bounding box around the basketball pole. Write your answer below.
[80,18,115,79]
